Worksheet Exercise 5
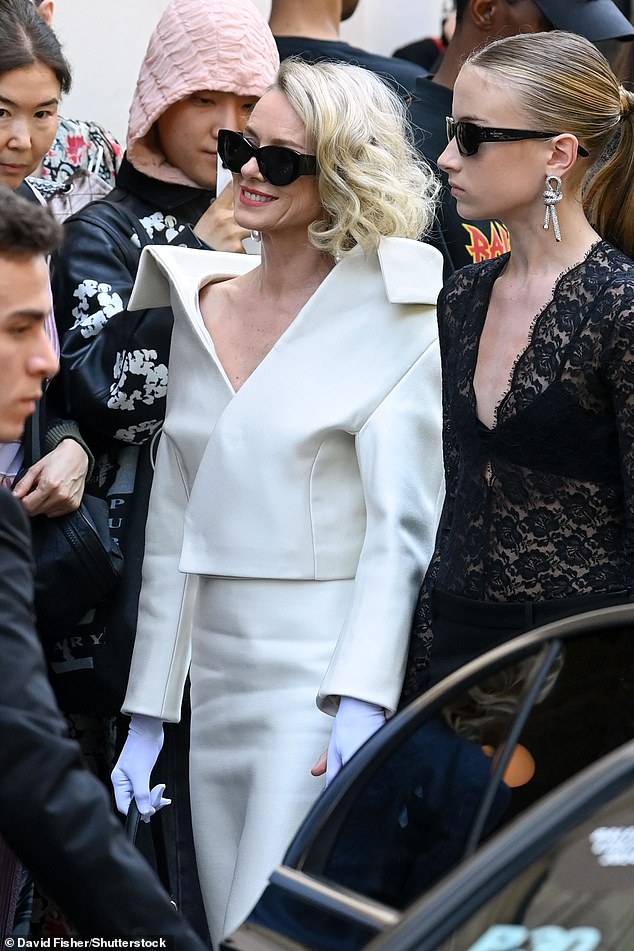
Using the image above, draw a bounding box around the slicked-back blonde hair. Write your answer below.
[468,31,634,259]
[276,58,439,258]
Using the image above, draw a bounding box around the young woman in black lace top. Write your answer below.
[404,30,634,699]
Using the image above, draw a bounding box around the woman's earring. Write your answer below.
[543,175,563,243]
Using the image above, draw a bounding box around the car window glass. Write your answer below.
[301,625,634,912]
[303,649,547,907]
[508,625,634,827]
[435,784,634,951]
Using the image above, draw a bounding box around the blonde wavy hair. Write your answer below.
[468,31,634,259]
[276,58,439,258]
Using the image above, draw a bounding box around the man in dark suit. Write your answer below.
[0,185,205,946]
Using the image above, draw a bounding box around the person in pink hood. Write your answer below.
[49,0,278,941]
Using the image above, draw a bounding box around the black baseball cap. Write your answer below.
[534,0,634,41]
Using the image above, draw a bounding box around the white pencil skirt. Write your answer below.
[188,575,355,946]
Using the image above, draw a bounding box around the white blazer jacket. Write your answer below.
[123,237,444,720]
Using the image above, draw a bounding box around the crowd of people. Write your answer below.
[2,0,634,947]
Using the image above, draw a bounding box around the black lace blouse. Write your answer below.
[407,240,634,691]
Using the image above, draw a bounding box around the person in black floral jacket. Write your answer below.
[403,30,634,702]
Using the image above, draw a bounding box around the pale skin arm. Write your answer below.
[193,183,249,252]
[13,438,89,517]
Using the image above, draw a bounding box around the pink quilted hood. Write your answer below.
[127,0,279,187]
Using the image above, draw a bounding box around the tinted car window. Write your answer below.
[300,624,634,911]
[509,625,634,823]
[436,784,634,951]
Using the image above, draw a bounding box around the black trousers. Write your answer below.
[429,586,632,687]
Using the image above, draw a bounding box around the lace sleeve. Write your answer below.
[603,278,634,586]
[400,276,465,705]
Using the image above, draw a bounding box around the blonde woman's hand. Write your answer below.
[311,750,328,778]
[312,697,386,787]
[193,183,249,252]
[112,714,170,822]
[14,439,89,517]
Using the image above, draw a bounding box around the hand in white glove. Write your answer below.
[111,714,171,821]
[320,696,386,787]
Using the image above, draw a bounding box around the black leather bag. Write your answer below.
[31,493,124,634]
[26,399,124,697]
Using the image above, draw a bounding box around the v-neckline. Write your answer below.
[471,241,603,433]
[194,277,237,396]
[190,258,341,398]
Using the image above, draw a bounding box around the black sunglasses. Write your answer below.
[217,128,318,187]
[445,117,590,158]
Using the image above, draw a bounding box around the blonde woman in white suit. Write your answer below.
[112,59,444,946]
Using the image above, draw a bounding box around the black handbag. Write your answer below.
[26,398,124,697]
[31,493,124,632]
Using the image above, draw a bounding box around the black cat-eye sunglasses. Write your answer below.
[445,117,589,158]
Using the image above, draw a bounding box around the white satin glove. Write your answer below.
[326,696,386,787]
[111,714,171,821]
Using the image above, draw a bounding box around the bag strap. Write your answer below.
[125,802,175,904]
[28,397,44,466]
[70,196,152,273]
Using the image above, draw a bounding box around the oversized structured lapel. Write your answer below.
[208,236,443,403]
[183,236,442,426]
[130,245,260,311]
[377,236,444,304]
[128,238,443,405]
[129,245,260,392]
[193,243,377,411]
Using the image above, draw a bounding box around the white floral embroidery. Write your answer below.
[71,279,124,337]
[130,211,185,246]
[108,349,168,412]
[113,419,163,445]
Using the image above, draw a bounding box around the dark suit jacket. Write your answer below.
[0,488,204,946]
